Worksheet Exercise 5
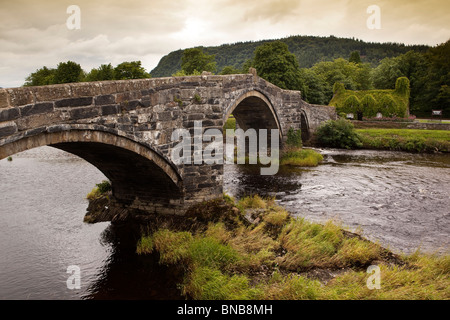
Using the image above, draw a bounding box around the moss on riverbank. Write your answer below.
[136,195,450,300]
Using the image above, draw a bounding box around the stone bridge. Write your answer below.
[0,71,335,217]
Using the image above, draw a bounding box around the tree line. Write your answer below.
[23,37,449,118]
[24,61,151,87]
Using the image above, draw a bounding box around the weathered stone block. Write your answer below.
[69,107,100,120]
[0,107,20,122]
[20,102,54,117]
[101,104,119,116]
[0,122,17,137]
[95,94,116,105]
[55,97,93,108]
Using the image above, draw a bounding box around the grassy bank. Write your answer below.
[136,195,449,300]
[356,128,450,153]
[280,147,323,167]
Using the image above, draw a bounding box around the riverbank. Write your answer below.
[355,128,450,153]
[134,195,449,300]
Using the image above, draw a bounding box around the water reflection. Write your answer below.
[84,224,184,300]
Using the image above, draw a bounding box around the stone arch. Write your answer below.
[300,111,310,142]
[0,127,183,209]
[223,90,283,138]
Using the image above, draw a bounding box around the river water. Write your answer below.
[0,146,449,299]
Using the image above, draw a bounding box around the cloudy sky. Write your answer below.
[1,0,449,88]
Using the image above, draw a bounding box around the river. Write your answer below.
[0,146,448,299]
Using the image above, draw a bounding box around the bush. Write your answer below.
[315,119,363,149]
[286,127,303,148]
[96,180,111,194]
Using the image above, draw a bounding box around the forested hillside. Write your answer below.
[150,35,429,77]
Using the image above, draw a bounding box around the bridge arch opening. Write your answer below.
[0,130,183,213]
[300,112,310,143]
[224,90,282,138]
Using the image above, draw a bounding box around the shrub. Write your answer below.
[286,127,302,148]
[315,119,363,149]
[96,180,111,194]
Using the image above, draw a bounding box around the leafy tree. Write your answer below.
[53,61,84,84]
[180,48,217,75]
[252,41,302,90]
[423,40,450,117]
[85,63,115,81]
[24,66,56,86]
[349,51,361,64]
[315,119,362,149]
[114,61,150,80]
[219,65,240,75]
[298,68,328,105]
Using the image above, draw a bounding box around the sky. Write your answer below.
[0,0,449,88]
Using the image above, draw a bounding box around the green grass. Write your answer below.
[280,148,324,167]
[135,196,450,300]
[224,116,236,131]
[356,128,450,152]
[86,180,112,200]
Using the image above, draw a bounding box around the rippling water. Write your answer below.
[0,146,449,299]
[224,148,450,255]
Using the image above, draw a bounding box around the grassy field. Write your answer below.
[136,195,449,300]
[356,128,450,152]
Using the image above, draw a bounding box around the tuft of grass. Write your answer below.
[261,272,322,300]
[152,229,193,265]
[188,236,239,270]
[263,210,290,227]
[136,236,154,255]
[236,194,267,212]
[335,237,383,266]
[183,266,262,300]
[277,219,344,270]
[280,148,323,167]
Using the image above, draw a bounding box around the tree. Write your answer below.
[252,41,302,90]
[180,48,217,75]
[298,68,328,105]
[219,65,240,75]
[24,66,55,86]
[114,61,150,80]
[85,63,115,81]
[53,61,84,84]
[349,51,362,64]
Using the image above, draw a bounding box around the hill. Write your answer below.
[150,35,429,77]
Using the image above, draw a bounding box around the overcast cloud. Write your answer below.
[0,0,449,88]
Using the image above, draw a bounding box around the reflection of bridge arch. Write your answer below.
[0,126,183,209]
